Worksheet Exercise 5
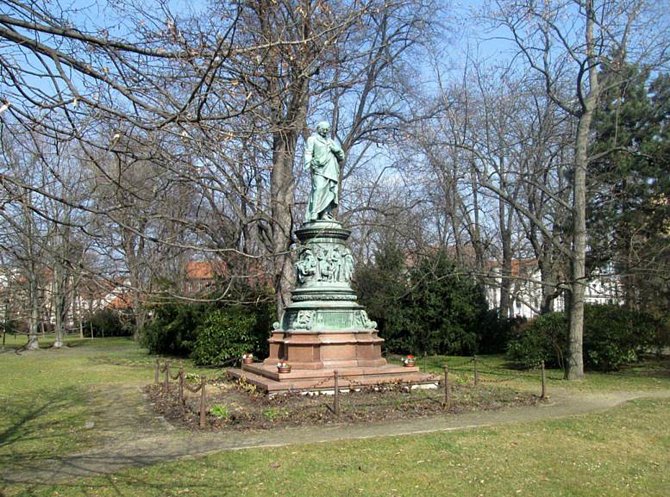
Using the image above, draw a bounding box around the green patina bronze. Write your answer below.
[304,121,344,223]
[272,122,376,333]
[275,220,377,332]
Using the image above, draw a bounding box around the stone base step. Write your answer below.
[227,364,440,394]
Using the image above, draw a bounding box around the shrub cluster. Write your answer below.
[190,306,269,366]
[356,245,494,356]
[140,282,273,366]
[83,309,133,338]
[506,304,667,371]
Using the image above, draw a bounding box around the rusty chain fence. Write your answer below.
[150,356,550,429]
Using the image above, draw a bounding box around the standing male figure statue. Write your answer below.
[304,121,345,222]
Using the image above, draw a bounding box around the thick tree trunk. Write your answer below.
[539,255,559,314]
[271,131,297,318]
[52,262,66,348]
[499,192,513,318]
[567,119,589,380]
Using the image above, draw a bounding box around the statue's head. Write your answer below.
[316,121,330,136]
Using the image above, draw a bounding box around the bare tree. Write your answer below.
[490,0,666,378]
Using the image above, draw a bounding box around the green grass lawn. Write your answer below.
[411,353,670,393]
[0,337,153,465]
[1,337,669,497]
[4,398,669,497]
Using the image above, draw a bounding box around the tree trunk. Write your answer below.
[499,185,513,318]
[566,0,599,381]
[27,271,40,350]
[52,262,65,348]
[53,261,68,349]
[539,254,560,314]
[271,131,297,318]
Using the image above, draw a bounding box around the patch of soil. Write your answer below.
[146,375,540,431]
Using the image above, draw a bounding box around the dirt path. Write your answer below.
[5,386,670,485]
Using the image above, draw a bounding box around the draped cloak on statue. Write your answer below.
[304,128,345,222]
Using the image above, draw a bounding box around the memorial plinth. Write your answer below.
[229,220,436,393]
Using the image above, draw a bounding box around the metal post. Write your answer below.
[473,355,479,386]
[178,367,185,405]
[199,376,207,428]
[541,361,547,399]
[164,361,170,392]
[154,359,160,384]
[443,365,450,408]
[333,370,340,416]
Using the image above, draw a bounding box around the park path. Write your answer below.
[4,385,670,485]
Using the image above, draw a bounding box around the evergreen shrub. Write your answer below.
[506,312,568,369]
[141,302,205,356]
[140,281,273,365]
[83,309,132,338]
[356,245,491,356]
[506,304,664,371]
[191,306,265,366]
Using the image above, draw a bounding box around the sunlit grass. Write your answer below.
[0,337,156,466]
[407,353,670,393]
[5,398,668,497]
[1,338,668,497]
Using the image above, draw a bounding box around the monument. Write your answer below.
[230,121,434,393]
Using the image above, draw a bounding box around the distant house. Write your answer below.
[181,260,227,295]
[486,259,624,319]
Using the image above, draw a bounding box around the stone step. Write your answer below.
[228,365,440,394]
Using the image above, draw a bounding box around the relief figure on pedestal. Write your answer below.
[357,310,377,330]
[296,243,356,285]
[329,247,342,282]
[296,248,317,284]
[293,310,313,330]
[341,248,354,283]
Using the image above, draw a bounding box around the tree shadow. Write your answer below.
[0,386,90,468]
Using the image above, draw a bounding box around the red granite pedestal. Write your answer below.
[227,220,437,393]
[228,329,437,394]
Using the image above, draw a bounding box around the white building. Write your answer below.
[486,260,624,319]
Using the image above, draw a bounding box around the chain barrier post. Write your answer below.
[179,367,185,405]
[473,355,479,386]
[333,370,340,416]
[199,376,207,428]
[443,364,450,409]
[164,361,170,392]
[541,361,547,399]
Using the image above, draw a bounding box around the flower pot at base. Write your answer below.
[401,355,416,367]
[243,358,254,365]
[277,366,291,374]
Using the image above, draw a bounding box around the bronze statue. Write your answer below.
[304,121,344,222]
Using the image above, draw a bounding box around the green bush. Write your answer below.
[357,245,491,356]
[506,304,665,371]
[141,275,274,361]
[583,305,657,371]
[83,309,132,338]
[191,306,266,366]
[478,311,518,354]
[140,302,205,356]
[506,312,568,369]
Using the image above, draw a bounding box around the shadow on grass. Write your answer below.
[0,386,90,469]
[1,435,245,496]
[3,463,237,497]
